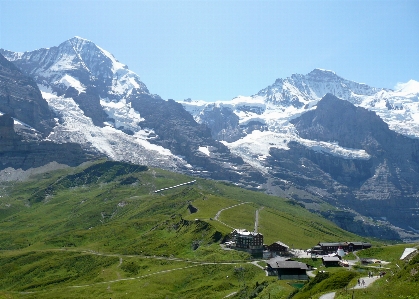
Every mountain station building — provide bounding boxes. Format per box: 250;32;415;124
229;229;263;257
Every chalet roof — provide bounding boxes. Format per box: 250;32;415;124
233;229;249;234
270;241;289;248
267;259;308;270
266;257;292;264
319;242;345;247
268;261;308;270
350;242;371;246
322;256;341;262
318;242;371;247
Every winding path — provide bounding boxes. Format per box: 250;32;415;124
319;292;336;299
319;275;380;299
23;248;263;292
351;276;380;289
214;202;250;229
254;207;264;233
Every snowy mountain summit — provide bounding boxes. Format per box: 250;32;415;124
0;37;260;184
181;68;419;166
1;37;182;169
2;36;148;99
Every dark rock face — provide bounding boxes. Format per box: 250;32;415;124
197;105;245;142
0;108;97;171
0;141;95;171
291;93;398;151
320;210;400;240
1;37;147;127
269;94;419;235
0;38;265;188
64;86;108;127
0;114;17;140
129;92;264;185
0;53;55;136
0;52;99;170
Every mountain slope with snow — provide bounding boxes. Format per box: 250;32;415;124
1;36;148;99
0;37;264;187
181;69;419;170
180;70;419;240
2;37;419;240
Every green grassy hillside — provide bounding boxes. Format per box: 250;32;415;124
0;159;406;298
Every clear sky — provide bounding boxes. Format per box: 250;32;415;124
1;0;418;101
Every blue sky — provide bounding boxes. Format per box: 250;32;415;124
1;0;418;101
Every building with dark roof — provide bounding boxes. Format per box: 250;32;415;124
266;257;309;280
267;241;289;255
314;242;371;255
322;256;341;267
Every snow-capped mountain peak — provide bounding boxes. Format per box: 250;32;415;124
1;37;149;100
394;79;419;95
0;38;166;169
180;69;419;173
257;69;385;108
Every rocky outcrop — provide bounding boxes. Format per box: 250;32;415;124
320;210;400;240
0;114;18;145
0;53;55;136
129;92;265;186
1;38;265;188
196;104;244;142
268;94;419;236
64;86;108;127
0;141;96;171
291;93;404;152
0;112;97;170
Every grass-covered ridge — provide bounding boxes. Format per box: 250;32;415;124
0;159;403;298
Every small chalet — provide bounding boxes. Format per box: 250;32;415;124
322;256;341;267
267;241;289;255
266;257;309;280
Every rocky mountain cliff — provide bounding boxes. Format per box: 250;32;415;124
0;53;93;169
282;94;419;236
181;70;419;240
1;38;419;240
0;38;264;187
0;53;55;136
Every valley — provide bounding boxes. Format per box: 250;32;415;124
1;36;419;298
0;160;417;298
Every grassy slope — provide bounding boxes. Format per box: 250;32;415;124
333;246;419;299
0;160;403;298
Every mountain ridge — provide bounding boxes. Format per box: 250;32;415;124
1;37;419;240
0;38;266;189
